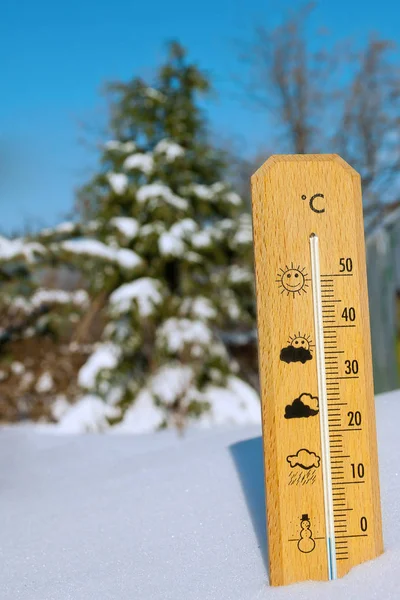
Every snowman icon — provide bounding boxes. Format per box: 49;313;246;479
297;514;316;553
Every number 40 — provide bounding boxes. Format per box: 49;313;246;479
342;307;356;322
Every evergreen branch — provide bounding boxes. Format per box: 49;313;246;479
0;305;50;347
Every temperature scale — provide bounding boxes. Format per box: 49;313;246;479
251;154;383;586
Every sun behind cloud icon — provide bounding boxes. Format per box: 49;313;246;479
276;263;309;297
280;333;313;364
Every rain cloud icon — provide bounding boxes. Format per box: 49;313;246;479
287;449;321;470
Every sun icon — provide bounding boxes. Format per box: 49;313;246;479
288;333;313;352
276;263;309;297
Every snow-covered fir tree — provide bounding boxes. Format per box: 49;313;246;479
54;43;259;432
0;228;91;420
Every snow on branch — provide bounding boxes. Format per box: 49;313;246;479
57;239;143;271
179;297;217;321
123;153;154;174
57;394;120;433
110;217;140;240
12;289;89;312
154;139;185;162
0;236;45;264
137;183;188;210
227;265;254;284
158;219;198;257
112;364;194;434
113;389;165;433
78;343;121;389
233;214;253;246
144;87;166;102
158;231;185;256
104;140;136;153
109;277;164;317
157;318;213;358
107;173;129;195
150;363;194;406
42;222;79;235
183;182;242;206
197;376;261;427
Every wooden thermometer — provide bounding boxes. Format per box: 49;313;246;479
251;155;383;586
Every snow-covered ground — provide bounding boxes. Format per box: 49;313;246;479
0;390;399;599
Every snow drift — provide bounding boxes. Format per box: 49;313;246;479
0;390;398;599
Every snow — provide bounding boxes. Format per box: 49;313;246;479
51;395;71;420
67;367;255;435
137;182;188;210
234;214;253;246
225;191;242;205
110;216;139;239
158;231;185;256
78;343;121;389
109;277;163;317
154;139;185;161
158;219;197;256
157;318;213;355
10;361;25;375
0;390;398;599
197;376;261;427
105;386;124;406
220;289;241;320
113;365;194;433
123;152;154;174
107;172;129;194
144;87;166;102
53;221;76;233
187;182;240;204
0;236;45;263
58;394;119;433
192;229;212;248
186;250;202;263
190;183;214;200
170;218;197;237
104;140;136;153
140;221;165;237
151;363;194;406
229;265;253;284
31;288;89;308
180;296;217;320
35;372;54;393
113;388;165;433
60;239;142;270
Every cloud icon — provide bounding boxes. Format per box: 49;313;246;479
287;449;321;470
284;392;319;419
280;345;312;364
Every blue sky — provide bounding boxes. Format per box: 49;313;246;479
1;0;399;234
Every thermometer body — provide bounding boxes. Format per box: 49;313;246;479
251;155;383;586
